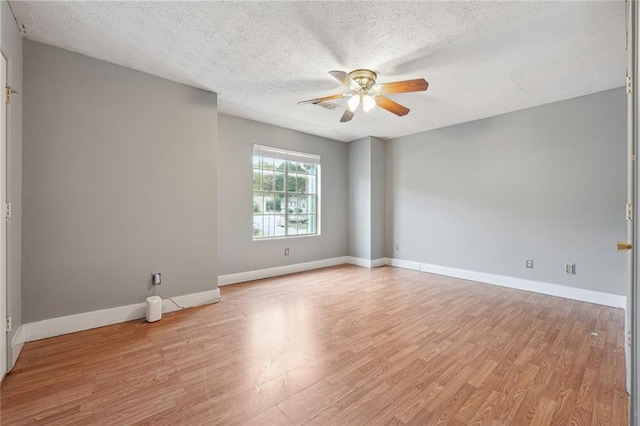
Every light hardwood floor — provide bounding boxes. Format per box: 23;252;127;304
1;265;630;425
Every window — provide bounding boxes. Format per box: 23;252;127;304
253;145;320;239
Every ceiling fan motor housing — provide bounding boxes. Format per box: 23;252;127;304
348;69;377;90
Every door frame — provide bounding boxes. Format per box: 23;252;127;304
0;52;7;380
629;0;639;423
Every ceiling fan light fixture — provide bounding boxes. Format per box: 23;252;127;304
362;94;376;113
348;94;361;112
299;69;428;123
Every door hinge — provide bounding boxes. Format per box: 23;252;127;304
626;202;632;221
627;329;632;347
5;85;17;103
6;316;11;332
5;202;12;219
627;75;633;94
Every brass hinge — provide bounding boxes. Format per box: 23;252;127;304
626;202;633;221
5;85;17;103
627;75;633;94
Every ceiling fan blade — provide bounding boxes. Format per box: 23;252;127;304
329;70;361;91
374;78;429;95
376;96;410;116
340;109;355;122
316;101;339;110
298;94;346;105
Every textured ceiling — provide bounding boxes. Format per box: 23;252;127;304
10;1;626;142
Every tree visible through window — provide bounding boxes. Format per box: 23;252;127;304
252;145;320;239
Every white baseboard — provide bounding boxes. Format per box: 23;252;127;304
385;257;420;271
346;257;386;268
10;325;25;370
218;256;348;286
218;256;392;287
385;257;625;308
23;288;221;342
370;258;386;268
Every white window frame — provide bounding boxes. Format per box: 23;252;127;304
252;144;321;240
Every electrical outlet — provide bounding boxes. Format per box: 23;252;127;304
152;272;162;285
284;248;290;256
565;263;576;275
394;243;400;251
525;259;533;269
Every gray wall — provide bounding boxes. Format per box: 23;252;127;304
217;114;347;275
348;137;371;260
23;41;218;322
348;136;386;261
370;137;386;260
2;0;23;362
386;88;627;296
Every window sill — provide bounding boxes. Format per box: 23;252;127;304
252;233;321;242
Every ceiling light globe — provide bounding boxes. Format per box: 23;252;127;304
348;95;361;112
362;95;376;113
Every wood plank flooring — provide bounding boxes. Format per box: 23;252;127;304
1;265;630;425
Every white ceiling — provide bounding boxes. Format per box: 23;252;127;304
10;1;626;142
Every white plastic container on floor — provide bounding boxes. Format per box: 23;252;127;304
146;296;162;322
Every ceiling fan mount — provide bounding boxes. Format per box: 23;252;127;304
348;69;377;90
298;69;428;122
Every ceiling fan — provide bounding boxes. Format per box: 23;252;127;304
298;69;429;123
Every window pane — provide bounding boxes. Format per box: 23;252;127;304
253;215;263;238
288;173;297;193
261;170;273;191
262;157;275;170
275;193;285;215
253;170;262;191
264;215;276;237
307;175;317;194
289;218;299;236
294;215;311;235
262;193;273;213
287;195;296;215
287;174;296;193
275;172;285;192
276;218;283;237
290;195;308;214
297;174;305;193
253;194;263;213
